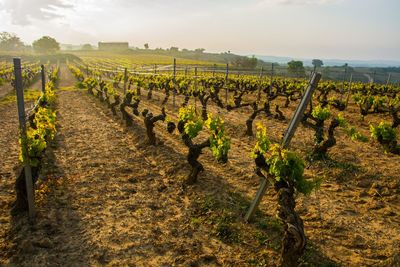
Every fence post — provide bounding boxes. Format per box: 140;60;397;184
269;63;274;96
40;65;46;93
244;72;321;222
173;58;177;109
257;66;264;102
225;63;229;104
14;58;36;221
213;64;216;77
154;64;157;74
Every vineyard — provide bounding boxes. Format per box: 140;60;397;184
0;55;399;267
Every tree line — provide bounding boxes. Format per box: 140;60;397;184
1;31;326;74
0;32;60;53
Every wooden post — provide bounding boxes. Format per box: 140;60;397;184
154;64;157;74
173;58;176;109
225;63;229;104
14;58;36;221
194;66;198;111
86;65;89;76
244;72;322;222
345;73;353;107
40;65;46;93
348;73;353;90
123;68;128;95
185;66;188;76
372;70;376;84
213;64;216;77
269;63;274;96
340;65;348;100
257;66;264;102
386;73;391;86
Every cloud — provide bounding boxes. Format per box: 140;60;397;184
258;0;342;6
1;0;74;25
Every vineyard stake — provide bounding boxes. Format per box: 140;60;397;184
173;58;176;110
257;66;264;102
348;73;353;90
213;64;216;77
194;66;198;112
14;58;36;221
372;70;376;84
386;73;391;86
123;68;128;95
154;64;157;74
225;63;229;104
40;65;46;93
244;72;322;222
269;63;274;96
345;73;353;107
340;65;348;101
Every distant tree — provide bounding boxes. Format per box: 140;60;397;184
170;46;179;52
0;32;24;51
194;48;205;53
32;36;60;53
288;60;306;77
144;43;149;49
233;56;258;69
81;44;93;50
312;59;324;71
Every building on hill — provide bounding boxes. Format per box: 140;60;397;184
98;42;129;51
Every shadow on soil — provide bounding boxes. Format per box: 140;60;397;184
88;88;340;266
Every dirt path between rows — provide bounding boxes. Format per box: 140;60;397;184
0;83;14;99
0;75;48;263
2;66;249;266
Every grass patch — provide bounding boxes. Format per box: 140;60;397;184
0;90;41;105
190;195;240;244
326;158;360;173
247;250;271;266
300;242;340;267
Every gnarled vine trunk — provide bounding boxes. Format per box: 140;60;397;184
110;95;120;115
178;121;210;184
313;119;339;156
275;181;306;267
142;108;166;145
254;154;307;267
12;165;40;214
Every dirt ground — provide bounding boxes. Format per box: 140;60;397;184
0;77;44;263
0;84;13;99
0;66;399;266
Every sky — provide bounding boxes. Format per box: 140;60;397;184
0;0;399;61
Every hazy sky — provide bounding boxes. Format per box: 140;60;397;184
0;0;399;60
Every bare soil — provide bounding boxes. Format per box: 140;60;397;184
0;66;399;266
0;77;44;264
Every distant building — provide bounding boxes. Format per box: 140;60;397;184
98;42;129;51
